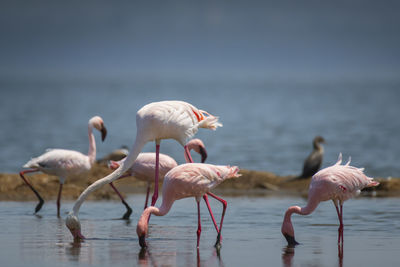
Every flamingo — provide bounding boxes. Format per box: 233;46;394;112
136;163;241;248
19;116;129;217
66;100;222;240
108;138;208;211
281;153;379;246
298;136;325;179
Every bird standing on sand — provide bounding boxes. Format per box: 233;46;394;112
136;163;241;248
19;116;130;217
66;101;222;240
281;153;379;246
298;136;325;179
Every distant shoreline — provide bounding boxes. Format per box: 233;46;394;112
1;163;399;202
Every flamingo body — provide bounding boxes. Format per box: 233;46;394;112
281;153;379;246
136;163;241;248
20;116;107;216
23;149;92;183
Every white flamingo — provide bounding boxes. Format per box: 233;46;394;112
19;116;129;217
66;101;222;240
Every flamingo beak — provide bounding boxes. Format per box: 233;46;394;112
101;126;107;142
199;146;208;163
284;234;299;246
139;235;147;248
71;229;86;242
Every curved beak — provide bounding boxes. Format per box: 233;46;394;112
139;235;147;248
101;126;107;142
284;234;299;247
199;146;208;163
71;229;86;242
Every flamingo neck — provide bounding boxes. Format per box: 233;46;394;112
88;125;96;165
137;197;174;235
72;136;147;215
184;145;194;163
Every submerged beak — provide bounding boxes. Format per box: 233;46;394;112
284;234;299;247
199;146;208;163
101;126;107;142
71;229;86;242
139;235;147;248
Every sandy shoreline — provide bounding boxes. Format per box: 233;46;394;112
1;163;399;201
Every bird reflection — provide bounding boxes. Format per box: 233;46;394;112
66;241;82;262
282;245;295;267
137;246;224;267
338;241;344;267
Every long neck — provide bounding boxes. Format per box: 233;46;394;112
313;141;323;152
72;135;147;214
184;145;194;163
284;197;320;222
137;197;175;234
87;125;96;164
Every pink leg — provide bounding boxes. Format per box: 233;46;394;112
151;143;160;206
19;169;44;213
109;180;132;220
57;183;63;217
203;194;219;233
197;200;202;248
144;181;151;210
334;203;344;243
207;192;227;246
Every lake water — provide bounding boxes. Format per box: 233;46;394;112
1;79;399;178
1;194;399;267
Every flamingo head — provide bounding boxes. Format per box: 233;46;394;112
108;159;122;170
281;212;299;247
136;214;149;248
186;138;208;163
89;116;107;142
66;212;85;241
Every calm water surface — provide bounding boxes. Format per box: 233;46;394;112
1;195;399;267
1;80;400;177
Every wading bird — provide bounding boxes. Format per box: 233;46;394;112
298;136;325;179
281;153;379;246
108;138;208;210
66;101;222;240
18;116;130;217
136;163;241;248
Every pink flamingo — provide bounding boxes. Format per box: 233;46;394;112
281;153;380;246
108;138;208;210
66;101;222;240
19;116;128;217
136;163;241;248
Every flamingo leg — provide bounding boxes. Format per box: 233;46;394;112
109;180;132;220
56;183;63;217
144;181;151;210
202;194;219;233
197;200;202;248
333;201;344;243
19;169;44;213
207;192;227;247
151;142;161;206
338;204;344;243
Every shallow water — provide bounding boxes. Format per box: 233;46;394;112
1;194;399;267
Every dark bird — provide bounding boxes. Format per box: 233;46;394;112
298;136;325;179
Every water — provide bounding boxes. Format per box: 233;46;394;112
1;195;399;267
1;79;400;177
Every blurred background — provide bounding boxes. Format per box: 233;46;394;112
1;0;399;177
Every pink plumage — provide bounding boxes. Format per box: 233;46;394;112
136;163;241;248
281;153;379;246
